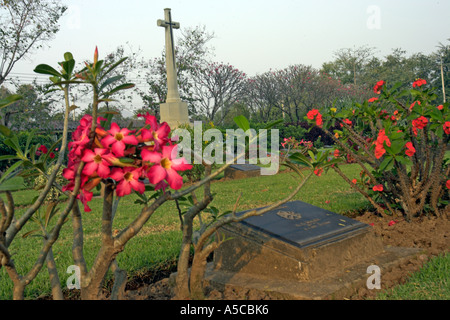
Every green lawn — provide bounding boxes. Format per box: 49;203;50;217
0;163;447;300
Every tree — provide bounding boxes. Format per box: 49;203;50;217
0;83;53;129
190;62;247;124
321;45;377;86
0;0;67;85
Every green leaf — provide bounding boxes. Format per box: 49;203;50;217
34;64;62;77
61;59;76;79
0;176;25;191
288;152;313;168
99;75;124;92
0;94;22;109
0;124;11;137
103;83;135;97
64;52;74;61
233;115;250;132
264;119;283;129
99;57;128;81
379;156;394;172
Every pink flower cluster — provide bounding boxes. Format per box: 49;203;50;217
62;113;192;212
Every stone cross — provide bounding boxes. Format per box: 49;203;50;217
156;8;190;128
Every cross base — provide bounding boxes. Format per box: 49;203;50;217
159;101;190;129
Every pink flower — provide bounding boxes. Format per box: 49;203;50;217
141;144;192;190
137;112;170;151
38;145;48;154
77;189;93;213
110;167;145;197
101;122;138;157
81;148;113;179
388;220;397;226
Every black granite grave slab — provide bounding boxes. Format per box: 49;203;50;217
238;201;368;249
213;200;386;282
229;164;261;171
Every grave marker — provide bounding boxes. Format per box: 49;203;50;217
224;163;261;180
206;201;420;299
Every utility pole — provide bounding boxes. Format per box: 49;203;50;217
440;56;446;103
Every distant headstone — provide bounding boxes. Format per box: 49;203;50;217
224;164;261;180
206;201;420;299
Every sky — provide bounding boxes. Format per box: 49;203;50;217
8;0;450;109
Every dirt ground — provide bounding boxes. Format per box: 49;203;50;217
124;212;449;300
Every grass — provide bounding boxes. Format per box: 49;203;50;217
0;163;447;300
376;253;449;300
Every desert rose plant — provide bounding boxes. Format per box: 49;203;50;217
307;79;449;220
1;48;332;300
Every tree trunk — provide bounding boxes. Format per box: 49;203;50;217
174;216;194;299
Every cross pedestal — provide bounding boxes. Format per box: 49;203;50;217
157;8;190;129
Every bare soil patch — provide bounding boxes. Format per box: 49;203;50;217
124;212;449;300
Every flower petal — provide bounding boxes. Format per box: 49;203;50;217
147;164;166;185
166;168;183;190
170;158;193;171
141;149;162;163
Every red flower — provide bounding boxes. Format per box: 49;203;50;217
101;122;139;157
409;100;421;111
412;78;426;88
374;129;391;159
307;109;323;127
437;105;443;110
333;149;340;157
352;179;357;184
412;116;428;136
372;184;383;192
444;121;450;135
388;220;397;226
405;142;416;157
49;152;55;159
446;180;450;189
368;97;378;103
373;80;385;94
307;109;319;120
341;118;352;127
314;167;323;177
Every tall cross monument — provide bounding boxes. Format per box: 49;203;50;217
157;8;190;128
